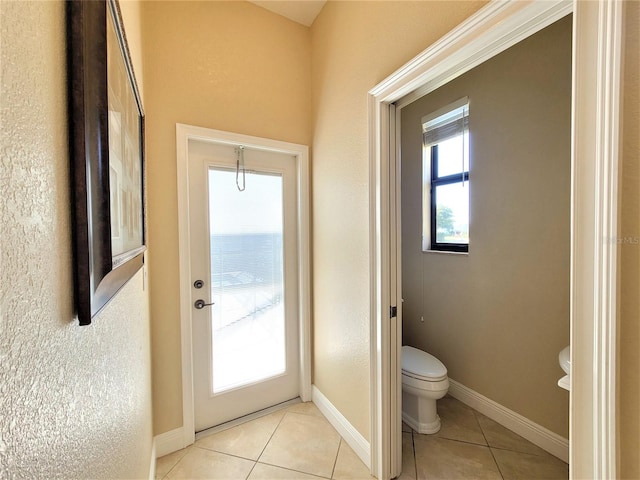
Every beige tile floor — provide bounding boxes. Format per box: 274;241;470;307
156;397;568;480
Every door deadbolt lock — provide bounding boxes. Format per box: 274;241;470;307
194;299;215;309
193;279;204;289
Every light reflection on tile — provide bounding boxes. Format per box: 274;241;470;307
259;412;340;478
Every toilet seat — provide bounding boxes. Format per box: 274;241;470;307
402;371;448;383
402;346;447;382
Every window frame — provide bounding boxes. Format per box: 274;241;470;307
421;98;470;254
428;144;469;253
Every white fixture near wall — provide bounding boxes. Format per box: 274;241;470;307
558;346;570;391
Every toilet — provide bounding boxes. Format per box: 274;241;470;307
401;345;449;434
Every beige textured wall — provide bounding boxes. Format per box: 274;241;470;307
141;1;311;434
0;1;153;478
310;0;486;441
401;16;572;438
619;1;639;477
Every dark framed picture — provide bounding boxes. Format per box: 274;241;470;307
68;0;145;325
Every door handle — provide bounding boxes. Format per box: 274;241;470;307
194;299;215;309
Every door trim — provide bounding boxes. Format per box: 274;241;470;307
175;123;311;446
368;0;623;479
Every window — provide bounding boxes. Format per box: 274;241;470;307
422;98;469;253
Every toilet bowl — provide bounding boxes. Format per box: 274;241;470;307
401;345;449;434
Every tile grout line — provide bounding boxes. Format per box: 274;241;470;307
434;434;493;449
239;404;342;479
487;447;506;480
164;404;345;480
189;408;290;479
488;444;558;458
160;448;190;480
473;409;505;480
244;460;258;480
410;399;567;479
412;429;418;479
470;407;562;460
194;397;300;441
255;409;289;463
260;404;340;479
330;438;342;479
256;460;332;479
192;444;261;463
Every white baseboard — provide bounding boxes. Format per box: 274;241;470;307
155;426;187;458
312;385;371;469
448;379;569;462
149;439;157;480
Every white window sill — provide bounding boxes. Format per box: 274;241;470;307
422;249;469;256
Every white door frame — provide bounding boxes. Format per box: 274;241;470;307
176;123;312;446
368;1;624;479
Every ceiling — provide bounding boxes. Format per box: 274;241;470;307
248;1;327;27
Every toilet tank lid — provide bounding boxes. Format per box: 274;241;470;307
402;346;447;379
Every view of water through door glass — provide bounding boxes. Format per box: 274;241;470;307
208;168;285;394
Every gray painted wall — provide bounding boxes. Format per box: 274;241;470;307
401;15;572;437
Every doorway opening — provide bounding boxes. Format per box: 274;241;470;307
397;12;572;476
368;1;624;479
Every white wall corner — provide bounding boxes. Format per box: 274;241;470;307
312;385;371;469
155;427;187;458
448;379;569;463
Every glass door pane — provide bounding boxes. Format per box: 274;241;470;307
208;168;286;394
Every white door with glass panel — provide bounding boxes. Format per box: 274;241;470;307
188;139;299;431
